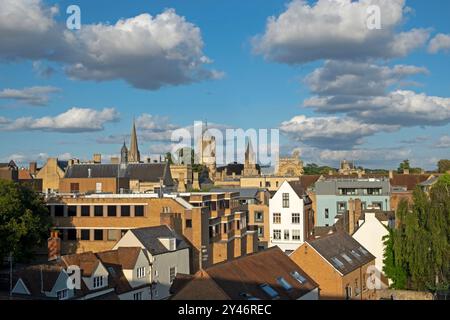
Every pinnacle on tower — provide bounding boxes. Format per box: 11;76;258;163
129;118;141;163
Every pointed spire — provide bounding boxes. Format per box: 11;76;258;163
245;138;255;165
129;118;140;163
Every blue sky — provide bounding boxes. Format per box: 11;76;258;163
0;0;449;170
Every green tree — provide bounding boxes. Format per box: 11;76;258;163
383;185;449;291
0;180;51;263
165;152;173;165
397;159;423;174
437;159;450;173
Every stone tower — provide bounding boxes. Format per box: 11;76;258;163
243;139;259;176
120;141;128;165
129;119;141;163
198;122;216;178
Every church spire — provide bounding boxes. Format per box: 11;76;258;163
129;118;140;163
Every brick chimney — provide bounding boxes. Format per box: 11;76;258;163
29;162;37;175
48;230;61;261
348;199;355;235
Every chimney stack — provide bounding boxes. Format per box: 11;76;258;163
48;230;61;261
29;162;37;175
403;168;410;175
389;170;394;179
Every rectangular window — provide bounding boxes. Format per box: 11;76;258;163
68;206;77;217
70;183;79;193
57;289;68;300
273;213;281;224
185;219;192;228
95;182;102;193
284;229;289;240
255;211;264;223
337;202;347;213
94;229;103;241
346;286;352;300
67;229;77;241
107;230;118;241
325;208;329;219
169;267;176;283
292;229;301;241
133;292;142;300
93;276;104;289
81;205;90;217
282;193;289;208
340;188;357;195
137;267;146;279
80;229;90;240
257;226;264;237
54;205;64;217
120;206;130;217
107;206;117;217
367;188;382;195
94;205;103;217
135;205;144;217
372;202;383;210
292;213;300;224
273;229;281;240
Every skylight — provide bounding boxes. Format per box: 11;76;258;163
240;293;261;300
290;271;307;284
350;250;361;259
260;284;279;299
358;247;369;256
107;267;116;277
341;253;353;264
331;257;345;269
277;277;293;291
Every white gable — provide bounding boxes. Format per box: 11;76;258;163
12;278;30;295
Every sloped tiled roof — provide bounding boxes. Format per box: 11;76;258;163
61;251;100;277
192;247;318;300
390;174;431;191
14;264;65;297
130;225;190;256
96;247;141;270
306;232;375;275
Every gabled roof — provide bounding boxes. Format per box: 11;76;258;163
95;247;142;270
130;225;189;255
287;181;312;205
298;175;321;189
305;232;375;276
178;247;318;300
390;174;431;191
0;160;17;169
61;251;101;277
14;264;65;297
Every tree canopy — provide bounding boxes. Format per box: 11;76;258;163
0;179;51;263
383;182;449;291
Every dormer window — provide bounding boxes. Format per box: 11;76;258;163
137;267;146;279
93;276;105;289
158;237;176;251
57;289;68;300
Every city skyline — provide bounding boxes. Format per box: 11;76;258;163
0;0;449;170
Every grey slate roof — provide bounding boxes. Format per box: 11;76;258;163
64;163;174;186
130;225;190;255
210;187;262;199
306;232;375;275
